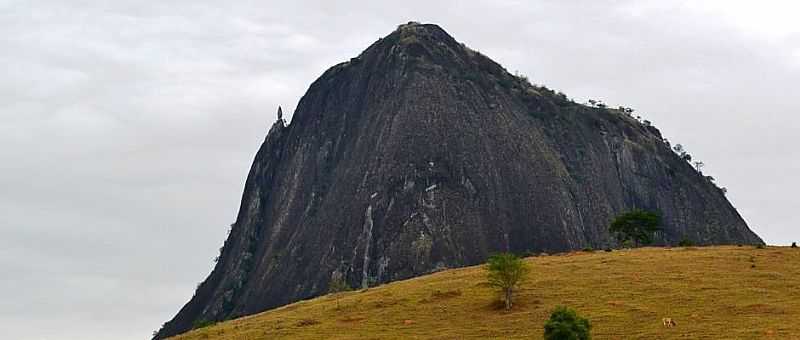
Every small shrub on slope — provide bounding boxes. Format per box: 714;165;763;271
544;306;591;340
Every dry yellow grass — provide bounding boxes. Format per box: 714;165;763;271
171;246;800;339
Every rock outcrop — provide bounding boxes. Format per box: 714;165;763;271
155;22;762;339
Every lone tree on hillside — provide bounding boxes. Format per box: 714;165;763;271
609;209;662;248
486;253;529;310
544;306;592;340
328;274;352;310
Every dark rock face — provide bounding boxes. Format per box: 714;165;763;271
155;22;762;339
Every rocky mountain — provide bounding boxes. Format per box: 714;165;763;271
154;22;762;339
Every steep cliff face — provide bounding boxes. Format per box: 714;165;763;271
155;22;762;339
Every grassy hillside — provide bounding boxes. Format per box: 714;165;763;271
170;246;800;339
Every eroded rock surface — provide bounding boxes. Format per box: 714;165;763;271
155;22;762;339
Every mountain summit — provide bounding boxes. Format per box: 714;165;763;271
154;22;762;339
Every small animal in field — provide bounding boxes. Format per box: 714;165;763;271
662;317;677;327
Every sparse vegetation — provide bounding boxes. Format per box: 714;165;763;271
399;34;419;46
328;275;353;309
609;209;662;247
191;319;215;330
668;144;730;194
693;161;705;173
513;70;529;84
587;99;607;109
171;247;800;340
555;91;570;102
678;238;694;247
544;306;592;340
497;76;514;89
617;106;635;116
486;253;529;310
673;144;692;162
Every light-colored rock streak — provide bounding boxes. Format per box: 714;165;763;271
360;205;374;289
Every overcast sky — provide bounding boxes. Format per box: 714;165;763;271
1;1;798;339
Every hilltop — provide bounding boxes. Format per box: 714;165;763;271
170;246;798;339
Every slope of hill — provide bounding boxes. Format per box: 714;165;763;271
170;246;799;339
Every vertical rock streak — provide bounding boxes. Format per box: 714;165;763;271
360;205;374;289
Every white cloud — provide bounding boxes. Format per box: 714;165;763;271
684;0;800;38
